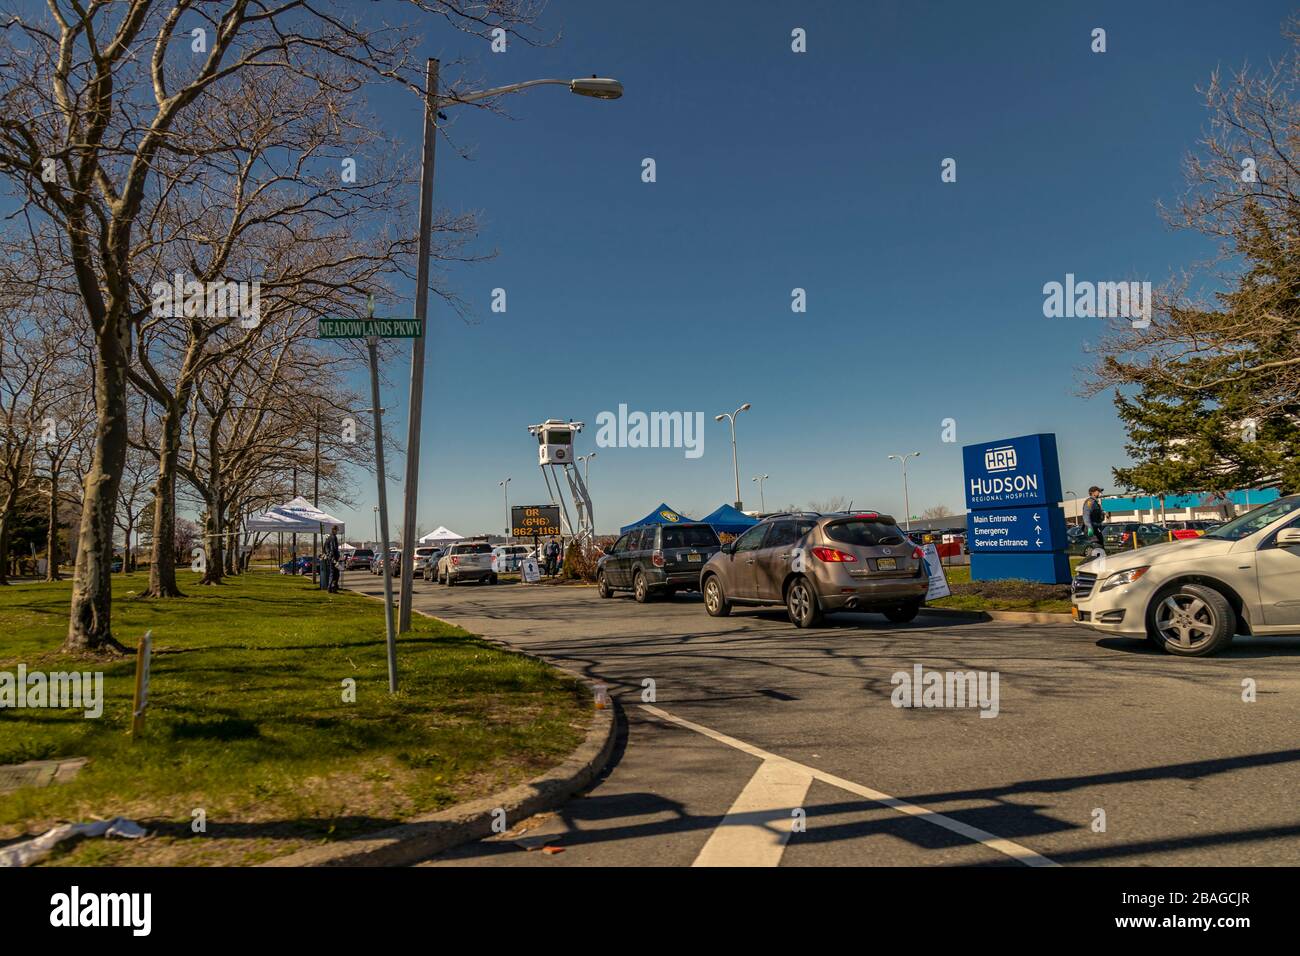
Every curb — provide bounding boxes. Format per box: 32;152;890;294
262;604;617;868
921;607;1072;625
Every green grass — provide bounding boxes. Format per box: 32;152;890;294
928;560;1082;614
0;571;589;865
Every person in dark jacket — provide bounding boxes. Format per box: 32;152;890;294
1082;487;1106;553
323;526;341;592
544;537;561;576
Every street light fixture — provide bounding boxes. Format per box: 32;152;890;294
887;452;921;531
715;403;752;510
577;452;597;488
751;474;769;513
397;62;624;633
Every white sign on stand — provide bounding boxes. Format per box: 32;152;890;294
921;543;952;601
521;557;541;584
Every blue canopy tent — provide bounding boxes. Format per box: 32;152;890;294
619;503;695;535
698;504;758;536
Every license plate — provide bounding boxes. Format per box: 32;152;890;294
876;557;897;570
687;553;702;562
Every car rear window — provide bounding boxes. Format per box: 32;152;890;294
824;519;907;547
353;549;374;558
456;543;493;554
662;525;720;549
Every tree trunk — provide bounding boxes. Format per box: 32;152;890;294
200;496;224;585
144;402;185;597
65;330;130;654
46;463;60;581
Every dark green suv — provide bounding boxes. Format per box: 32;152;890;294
597;523;722;602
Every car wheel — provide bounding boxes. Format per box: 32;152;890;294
597;571;613;599
1147;583;1235;657
883;600;921;624
633;571;650;604
447;573;456;587
786;576;823;628
488;574;498;585
703;575;731;617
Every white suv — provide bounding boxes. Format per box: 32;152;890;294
1071;494;1300;656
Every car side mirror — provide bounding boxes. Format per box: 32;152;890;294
1276;528;1300;548
721;542;735;555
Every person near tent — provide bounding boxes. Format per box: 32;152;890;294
544;537;561;576
323;525;341;592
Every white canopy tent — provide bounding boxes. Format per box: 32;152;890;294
417;526;463;546
245;496;346;534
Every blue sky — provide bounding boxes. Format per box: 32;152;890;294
334;0;1293;537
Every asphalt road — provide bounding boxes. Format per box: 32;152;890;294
347;571;1300;867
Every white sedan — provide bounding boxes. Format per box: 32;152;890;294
1071;494;1300;656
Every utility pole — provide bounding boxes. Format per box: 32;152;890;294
888;452;920;531
398;58;439;634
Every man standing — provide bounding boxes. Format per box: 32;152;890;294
544;537;560;576
1082;487;1106;554
323;525;341;593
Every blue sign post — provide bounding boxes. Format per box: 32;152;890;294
963;434;1070;584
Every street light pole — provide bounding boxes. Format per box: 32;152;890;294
500;478;511;540
715;403;752;510
578;452;596;488
397;58;439;634
887;452;921;531
396;63;623;633
751;474;768;513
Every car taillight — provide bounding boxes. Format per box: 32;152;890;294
811;546;856;563
652;549;665;567
912;547;924;560
451;556;460;566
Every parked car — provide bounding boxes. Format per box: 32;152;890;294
1102;522;1168;549
492;544;532;573
280;555;316;575
597;522;723;601
371;550;400;575
436;541;497;586
1071;494;1300;656
1162;519;1219;540
417;548;444;580
344;548;374;571
699;511;929;627
412;546;439;579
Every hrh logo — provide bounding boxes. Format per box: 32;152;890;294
984;446;1017;473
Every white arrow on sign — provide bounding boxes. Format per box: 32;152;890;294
1033;513;1041;521
1035;524;1042;533
1036;538;1043;547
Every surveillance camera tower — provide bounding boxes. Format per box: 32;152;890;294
527;419;594;542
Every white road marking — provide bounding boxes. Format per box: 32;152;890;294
642;704;1057;867
692;757;813;867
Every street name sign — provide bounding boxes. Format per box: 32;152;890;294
318;318;423;339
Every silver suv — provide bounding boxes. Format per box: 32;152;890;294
700;511;929;627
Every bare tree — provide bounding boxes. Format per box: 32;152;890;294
0;0;543;652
